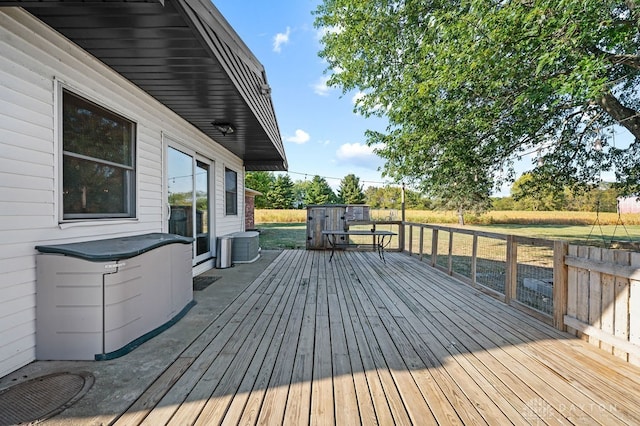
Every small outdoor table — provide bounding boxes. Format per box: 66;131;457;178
322;229;397;263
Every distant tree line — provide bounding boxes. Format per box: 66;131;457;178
246;171;624;212
493;174;622;212
245;172;365;208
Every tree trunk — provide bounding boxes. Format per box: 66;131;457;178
457;208;465;226
597;92;640;140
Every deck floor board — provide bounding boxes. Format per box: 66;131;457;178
113;250;640;425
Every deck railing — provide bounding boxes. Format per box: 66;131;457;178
399;221;640;366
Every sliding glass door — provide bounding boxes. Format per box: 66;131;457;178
167;144;213;264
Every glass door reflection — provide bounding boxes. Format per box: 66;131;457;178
167;147;193;239
167;146;213;264
195;160;210;261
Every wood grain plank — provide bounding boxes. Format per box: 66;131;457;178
341;255;412;425
194;252;308;425
282;284;316;424
614;250;631;361
348;253;474;425
170;292;281;424
387;252;636;424
347;253;440;425
311;314;334;425
378;255;565;425
396;250;640;424
630;252;640;367
588;247;602;348
336;255;394;425
332;254;378;425
328;284;359;426
576;246;590;341
113;357;193;426
368;259;540;425
309;250;335;425
600;249;616;355
566;245;579;336
251;253;316;425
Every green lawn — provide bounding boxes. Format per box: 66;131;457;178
255;223;306;250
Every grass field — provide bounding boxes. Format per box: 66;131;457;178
256;208;640;226
255;209;640;250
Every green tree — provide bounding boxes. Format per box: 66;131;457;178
245;171;275;208
315;0;640;202
364;185;432;209
364;186;384;208
304;175;338;205
365;186;401;208
511;173;565;211
491;197;515;211
292;180;312;209
432;177;493;224
405;189;432;210
564;182;620;212
267;174;295;209
338;174;366;204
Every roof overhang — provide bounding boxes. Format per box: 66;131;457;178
2;0;287;171
244;188;263;197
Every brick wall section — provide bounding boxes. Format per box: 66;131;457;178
245;194;255;230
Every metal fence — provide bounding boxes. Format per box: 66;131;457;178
403;223;555;319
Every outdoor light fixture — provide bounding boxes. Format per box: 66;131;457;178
212;121;235;136
259;83;271;95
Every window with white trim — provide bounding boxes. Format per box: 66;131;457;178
61;90;136;220
225;168;237;215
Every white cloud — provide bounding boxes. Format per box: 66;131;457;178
273;27;291;53
313;76;331;96
351;91;385;114
335;143;384;169
352;91;366;105
285;129;310;144
315;25;343;40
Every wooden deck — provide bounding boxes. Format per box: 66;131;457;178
113;250;640;425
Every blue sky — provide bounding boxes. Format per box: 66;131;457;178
214;1;633;197
214;0;391;191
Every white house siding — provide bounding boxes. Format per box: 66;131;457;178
618;197;640;214
0;9;245;377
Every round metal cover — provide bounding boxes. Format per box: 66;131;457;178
0;371;94;425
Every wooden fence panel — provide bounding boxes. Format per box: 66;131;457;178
566;245;579;336
563;246;639;362
600;249;616;354
630;252;640;366
614;250;631;361
588;247;602;348
576;246;590;341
